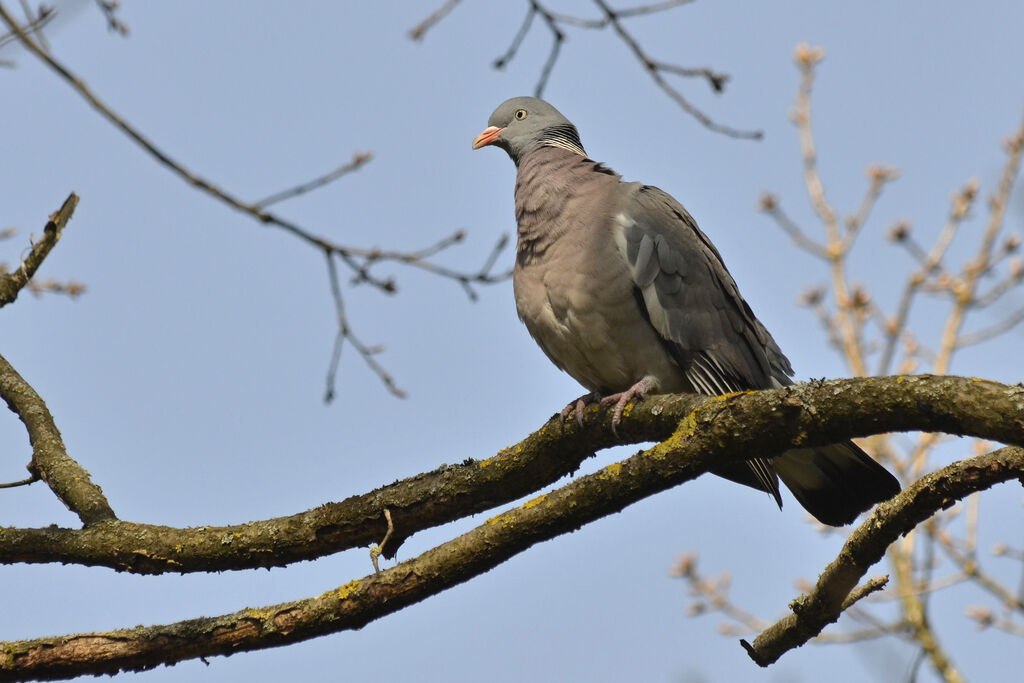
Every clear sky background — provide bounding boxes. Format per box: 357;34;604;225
2;2;1023;681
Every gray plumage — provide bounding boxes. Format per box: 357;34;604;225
473;96;900;526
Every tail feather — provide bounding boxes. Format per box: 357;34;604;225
774;442;901;526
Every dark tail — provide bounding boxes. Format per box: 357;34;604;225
774;442;901;526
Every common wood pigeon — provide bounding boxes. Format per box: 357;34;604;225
473;96;900;526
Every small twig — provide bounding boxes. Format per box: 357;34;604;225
954;306;1024;348
94;0;129;35
966;607;1024;638
843;165;899;252
592;0;760;139
0;192;78;308
0;472;38;489
0;1;50;50
493;4;536;69
531;2;564;96
324;252;406;401
1;6;506;397
649;59;729;92
25;277;87;298
253;152;373;208
408;0;462;40
759;193;828;258
369;508;395;573
970;263;1023;308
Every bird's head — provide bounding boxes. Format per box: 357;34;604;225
472;96;585;165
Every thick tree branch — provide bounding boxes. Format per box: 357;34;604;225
2;380;1022;679
0;352;115;526
1;375;1022;575
741;446;1024;667
0;193;77;308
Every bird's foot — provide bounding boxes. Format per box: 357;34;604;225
599;377;655;433
561;392;600;427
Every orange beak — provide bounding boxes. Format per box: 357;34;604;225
472;126;503;150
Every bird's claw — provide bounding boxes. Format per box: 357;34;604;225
561;392;599;427
599;378;654;435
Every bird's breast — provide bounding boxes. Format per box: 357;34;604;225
513;219;686;394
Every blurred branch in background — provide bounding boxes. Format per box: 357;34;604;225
411;0;761;139
677;42;1024;683
0;2;510;400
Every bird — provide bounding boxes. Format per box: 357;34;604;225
472;96;900;526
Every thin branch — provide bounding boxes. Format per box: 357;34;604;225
0;193;78;308
0;1;49;50
408;0;462;41
954;306;1024;348
324;251;406;400
484;0;756;136
933;116;1024;376
531;2;563;96
592;0;761;139
492;4;536;70
253;152;373;208
971;263;1023;308
877;189;968;375
929;519;1024;613
0;473;38;489
93;0;128;36
842;165;899;252
0;5;506;396
758;193;828;258
790;43;865;376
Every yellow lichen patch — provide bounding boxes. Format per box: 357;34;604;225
676;408;700;438
600;462;623;479
336;580;361;601
896;376;904;383
478;456;498;469
522;494;548;509
244;608;273;621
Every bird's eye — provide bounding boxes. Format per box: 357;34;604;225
514;109;528;121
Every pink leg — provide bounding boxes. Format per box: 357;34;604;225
561;391;600;427
599;377;655;430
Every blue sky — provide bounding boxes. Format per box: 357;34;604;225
2;2;1023;681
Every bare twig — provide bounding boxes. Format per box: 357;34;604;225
0;193;78;308
463;0;757;136
0;4;507;397
592;0;761;138
408;0;462;40
955;306;1024;348
843;165;899;252
324;251;406;400
790;44;866;376
94;0;129;35
0;1;49;50
758;193;828;258
0;473;38;489
253;152;373;208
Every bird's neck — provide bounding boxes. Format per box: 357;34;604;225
513;147;619;250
